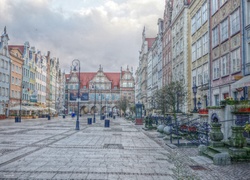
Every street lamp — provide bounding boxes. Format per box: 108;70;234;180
99;90;103;120
192;83;198;113
92;83;96;123
72;59;80;130
18;84;24;123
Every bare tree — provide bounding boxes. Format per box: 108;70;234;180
154;81;186;120
117;97;129;116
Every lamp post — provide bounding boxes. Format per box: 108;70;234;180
92;83;96;123
72;59;80;130
18;85;24;123
99;91;102;120
192;83;198;113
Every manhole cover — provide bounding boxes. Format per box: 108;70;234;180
189;165;207;170
113;134;122;136
111;128;122;132
103;144;124;149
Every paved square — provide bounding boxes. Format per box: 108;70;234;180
0;116;249;180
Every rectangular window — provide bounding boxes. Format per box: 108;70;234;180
2;88;5;96
212;26;219;48
1;60;4;68
221;54;229;76
192;43;196;62
197;38;202;59
248;43;250;63
220;18;228;42
172;46;175;58
214;94;219;106
212;0;219;15
192;70;196;85
196;9;202;29
231;48;241;73
197;66;203;85
230;9;240;35
203;32;209;55
191;16;196;34
180;38;183;52
203;63;209;84
176;42;179;55
5;61;8;70
213;59;220;79
202;2;208;24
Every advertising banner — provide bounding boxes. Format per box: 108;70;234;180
70;92;89;101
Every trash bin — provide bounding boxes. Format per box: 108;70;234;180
88;118;92;125
63;115;65;119
104;119;110;127
15;116;18;123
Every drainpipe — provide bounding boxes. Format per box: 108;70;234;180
208;0;212;106
241;0;245;76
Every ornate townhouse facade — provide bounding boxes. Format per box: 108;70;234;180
210;0;244;105
65;65;135;115
136;27;155;113
190;0;209;108
9;46;24;113
162;0;173;87
0;27;11;117
171;0;191;112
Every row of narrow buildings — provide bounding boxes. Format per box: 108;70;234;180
0;27;136;118
0;27;64;117
136;0;250;113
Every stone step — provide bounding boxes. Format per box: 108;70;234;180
202;149;218;159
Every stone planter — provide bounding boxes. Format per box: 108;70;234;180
229;126;246;148
209;123;224;147
209;123;224;141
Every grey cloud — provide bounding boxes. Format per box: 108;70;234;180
0;0;164;73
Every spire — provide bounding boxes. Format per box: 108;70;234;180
4;26;6;34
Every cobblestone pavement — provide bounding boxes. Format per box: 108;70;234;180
0;116;249;180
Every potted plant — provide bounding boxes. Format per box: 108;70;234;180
199;109;208;114
244;123;250;138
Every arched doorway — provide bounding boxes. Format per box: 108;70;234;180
80;106;88;114
91;106;98;115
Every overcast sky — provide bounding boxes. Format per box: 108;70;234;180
0;0;164;74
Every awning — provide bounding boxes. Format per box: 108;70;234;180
231;75;250;90
46;107;57;112
9;105;30;111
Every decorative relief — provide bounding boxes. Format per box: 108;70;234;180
231;0;240;12
212;12;220;28
197;59;202;66
231;33;240;49
220;41;229;55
